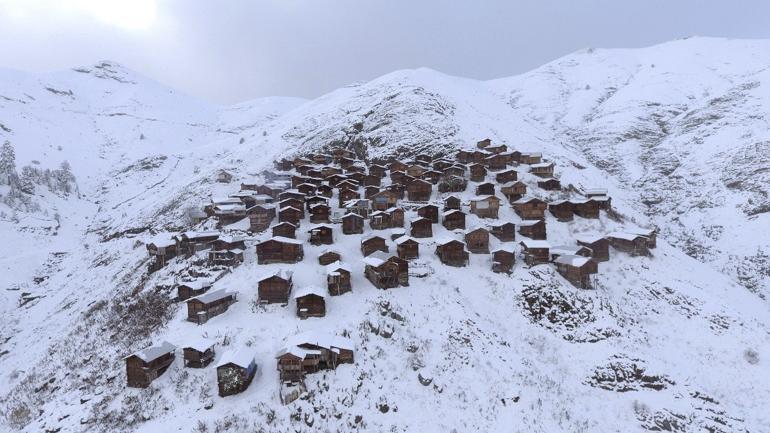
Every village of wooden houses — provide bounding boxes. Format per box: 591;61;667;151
131;138;657;403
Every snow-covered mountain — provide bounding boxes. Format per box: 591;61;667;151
1;38;769;433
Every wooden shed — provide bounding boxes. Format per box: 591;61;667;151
386;207;405;228
390;170;407;185
326;261;352;295
182;340;215;368
520;152;542;165
256;237;304;264
389;160;408;173
216;349;257;397
437;175;468;193
407;179;432;201
537;178;561;191
417;204;439;223
475;182;495;196
316;184;333;198
490;222;516;242
549;245;592;262
606;232;650;256
576;235;610;262
307;224;333;245
395;236;420;260
177;279;212;301
627;228;657;249
248;204;276;232
258;270;294;304
369;164;388;178
406;164;427;178
571;199;600;219
272;221;297;239
125;342;176;388
309;203;331;223
187;289;237;324
296;183;317;196
207;249;244;267
468;163;487;182
341;212;364;235
364;185;380;199
146;237;178;271
554;255;598;289
513;196;547;219
548;200;574;222
370;210;393;230
422;169;443;184
435;239;469;267
344;198;371;218
500;181;527;203
294;287;327;319
318;249;341;265
484;153;508;170
520;240;551;266
361;235;388;257
529;162;555;178
278;206;303;225
469;195;501;219
518;219;547;240
443;195;461;211
338;189;360;208
363;255;400;289
464;226;490;253
442;209;466;230
305;195;328;211
410;217;433;238
371;190;398;211
492;247;515;274
495;169;518;184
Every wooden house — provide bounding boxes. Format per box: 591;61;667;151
274;158;293;171
477;138;492;149
216;169;233;183
279;197;304;214
320;166;342;178
443;165;466;178
606;232;650;256
344;198;370;218
363;255;401;289
435;239;469;267
406;164;427;178
422;169;443;184
212;203;247;226
361;174;380;188
415;152;433;164
361;235;388;257
520;240;551;266
187;290;237;324
279;189;306;203
457;149;474;163
296;183;317;196
332;148;356;161
506;150;522;165
386;207;405;227
326;261;352;295
305;195;328;211
308;225;334;245
291;175;310;188
389;161;408;173
275;348;312;384
417;204;439;223
469;195;501;219
437;175;467;193
369;210;393;230
395;236;420;260
371;190;398;211
337;178;360;191
341;212;365;235
548;200;574;222
570;199;600;219
256;237;304;264
318;249;341;265
364;185;379;199
469;163;487;182
475;182;495;196
182;340;215;368
213;235;246;252
293;156;313;168
338;188;360;207
520;152;542;165
410;217;433;238
325;173;348;187
529;162;555;178
576;235;610;262
486;144;507;155
500;181;527;203
489;222;516;242
248;204;276;232
492;247;515;274
311;153;333;165
125;342;176;388
554;255;598;289
484;153;508;170
339;157;358;169
537;178;561;191
390;170;407;185
442;209;466;230
207;249;244;267
175;231;220;257
407;179;432;201
316;184;333;198
432;158;453;171
309;203;331;223
177;279;213;301
272;221;297;239
496;169;518;184
278;206;303;225
294;287;326;319
513;197;547;219
627;228;657;249
389;228;407;241
518;219;547;240
387;183;406;199
549;245;592;262
389;255;409;286
258;270;294;303
369;164;388;178
347;172;366;185
464;226;490;253
216;349;257;397
443;195;461;211
146;237;178;271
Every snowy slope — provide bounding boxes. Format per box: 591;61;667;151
1;38;769;433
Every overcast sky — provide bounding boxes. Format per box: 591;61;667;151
1;0;769;104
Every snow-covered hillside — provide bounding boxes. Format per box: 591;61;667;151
1;38;769;433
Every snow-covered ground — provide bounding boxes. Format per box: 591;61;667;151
1;38;769;433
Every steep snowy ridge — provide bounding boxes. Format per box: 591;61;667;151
1;38;769;433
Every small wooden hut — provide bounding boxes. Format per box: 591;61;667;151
468;163;487;182
318;249;341;265
537;178;561;191
606;232;650;256
308;224;334;245
361;235;388;257
186;290;237;324
548;200;574;222
571;199;600;219
554;255;598;289
326;261;352;295
216;349;257;397
258;270;294;304
294;287;327;319
576;235;610;262
410;217;433;238
407;179;432;201
529;162;555;178
272;221;297;239
495;169;518;184
492;246;516;274
256;237;304;264
182;340;215;368
435;239;469;267
442;209;466;231
513;197;547;219
469;195;501;219
125;342;176;388
464;226;490;253
177;279;212;301
341;212;365;235
520;240;551;266
489;222;516;242
443;195;461;211
518;219;547;240
395;236;420;260
417;204;439;223
363;255;400;289
500;181;527;203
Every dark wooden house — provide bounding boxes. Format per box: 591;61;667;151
308;224;334;245
364;185;380;199
177;279;213;301
316;184;333;198
627;228;657;249
520;240;551;266
361;235;388;257
464;227;490;253
529;162;555;178
389;160;408;173
548;200;574;222
344;198;370;218
437;175;467;193
278;206;303;225
484;153;508;170
248;204;277;232
520;152;542;165
469;195;501;219
386;207;405;228
410;217;433;238
418;204;439;223
513;197;547;219
554;255;598;289
518;219;547;240
570;198;600;219
475;182;495;196
338;189;360;208
537;178;561;191
369;164;388;178
422;170;443;184
442;209;466;230
576;235;610;262
309;203;331;223
492;247;515;274
207;249;244;267
496;169;518;184
443;195;461;211
435;239;469;267
186;290;237;324
258;270;294;304
146;237;178;271
549;245;592;262
256;237;304;264
341;212;365;235
125;342;176;388
500;181;527;203
395;236;420;260
369;210;393;230
182;340;215;368
216;349;257;397
371;190;398;211
294;287;327;319
469;163;487;182
296;183;317;196
490;222;516;242
363;255;400;289
606;232;650;256
318;249;341;265
390;170;407;185
407;179;432;201
326;261;352;295
305;195;328;211
406;164;427;178
272;221;297;239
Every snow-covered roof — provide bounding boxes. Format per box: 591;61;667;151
518;219;543;227
211;196;241;205
550;245;584;256
627;227;655;237
549;199;569;205
395;235;419;245
411;216;430;224
178;279;213;290
361;235;384;243
213;203;246;212
325;261;351;274
286;332;354;351
181;230;220;240
363;256;386;267
512;196;542;205
216;348;256;369
554;255;592;267
530;162;554;169
279;205;302;212
442;209;463;217
435;237;462;246
470;195;498;202
147;235;176;248
259;269;293;282
464;224;487;234
342;212;363;219
266;236;303;245
320;248;340;255
575;234;605;244
293;286;327;299
217;234;243;244
275;346;322;359
520;240;551;249
126;341;176;362
584;188;608;195
493;244;516;253
189;289;235;304
607;232;645;241
181;338;215;353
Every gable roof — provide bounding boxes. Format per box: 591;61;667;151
520;239;551;249
216;348;256;369
554;254;592;267
188;289;236;304
125;341;176;362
